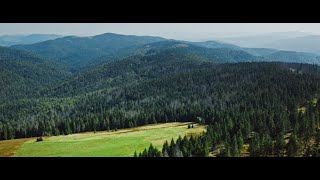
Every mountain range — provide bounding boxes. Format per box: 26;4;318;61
0;32;318;100
217;32;320;55
10;32;320;72
1;31;320;155
0;34;63;46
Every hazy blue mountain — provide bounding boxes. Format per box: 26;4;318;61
0;34;62;46
155;41;320;65
260;35;320;54
12;33;166;71
191;40;279;56
11;32;320;73
190;40;242;49
12;33;268;71
240;48;279;56
215;31;320;56
217;31;314;48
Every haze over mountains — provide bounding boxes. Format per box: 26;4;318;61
0;34;63;46
10;32;320;71
216;31;320;54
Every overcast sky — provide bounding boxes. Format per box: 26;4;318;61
0;23;319;41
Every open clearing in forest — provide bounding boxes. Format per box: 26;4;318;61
4;122;206;157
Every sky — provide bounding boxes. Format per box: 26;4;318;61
0;23;320;41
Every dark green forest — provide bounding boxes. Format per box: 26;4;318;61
1;33;320;157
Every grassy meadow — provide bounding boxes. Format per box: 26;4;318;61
5;122;206;157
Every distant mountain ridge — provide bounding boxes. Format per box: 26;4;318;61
12;33;166;71
11;32;320;73
0;34;62;46
260;35;320;54
216;32;320;55
216;31;313;47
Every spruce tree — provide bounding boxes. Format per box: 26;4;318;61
275;133;285;156
134;151;138;157
162;149;169;157
287;134;299;157
231;135;239;157
219;142;231;157
169;138;175;157
173;144;183;157
162;140;169;155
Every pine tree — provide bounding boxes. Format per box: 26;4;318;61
237;131;244;153
316;131;320;146
275;132;285;156
219;142;231;157
142;148;148;157
154;147;161;157
148;144;154;157
169;138;175;157
164;115;168;123
162;149;169;157
249;135;260;157
162;140;169;155
173;144;183;157
203;142;210;157
152;116;157;124
287;134;299;157
134;151;138;157
176;135;182;149
231;135;239;157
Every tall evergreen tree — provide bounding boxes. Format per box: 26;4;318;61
287;134;299;157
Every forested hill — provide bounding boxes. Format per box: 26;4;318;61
41;40;320;99
0;46;70;104
12;33;166;71
1;61;320;141
38;41;261;98
11;33;320;73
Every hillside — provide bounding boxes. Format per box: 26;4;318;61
0;46;70;104
261;51;319;64
39;41;263;98
41;40;320;99
12;33;166;71
1;60;320;141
